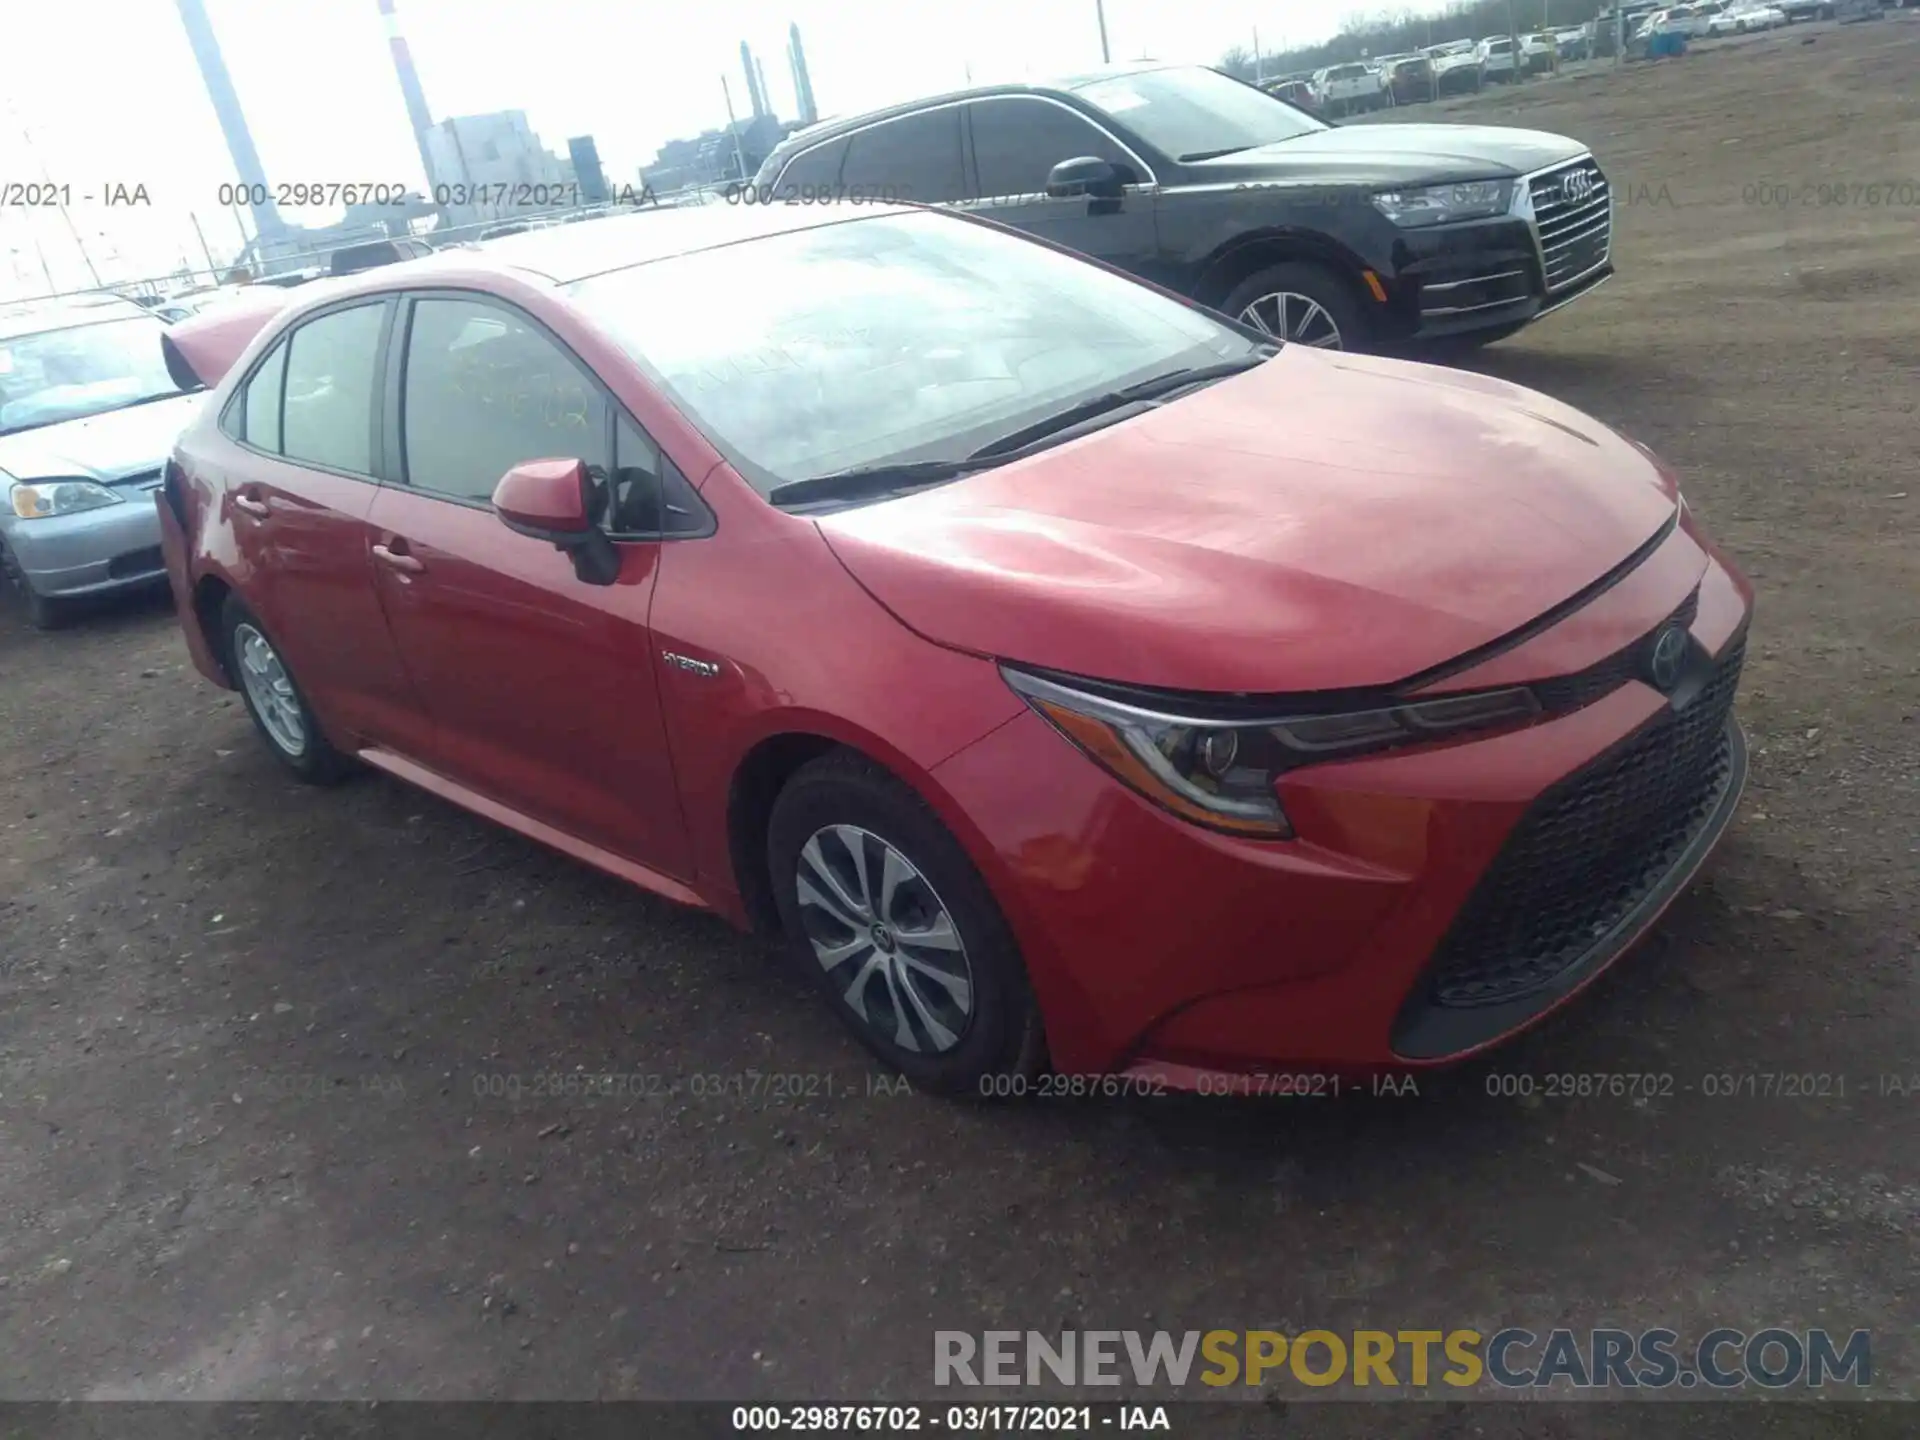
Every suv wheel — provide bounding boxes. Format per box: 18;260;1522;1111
220;595;349;783
0;539;68;630
767;752;1046;1097
1225;262;1368;351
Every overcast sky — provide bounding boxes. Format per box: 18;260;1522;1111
2;0;1421;297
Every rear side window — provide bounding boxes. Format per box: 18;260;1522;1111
840;109;966;204
771;139;849;197
399;296;609;504
238;339;287;451
281;303;385;474
968;99;1132;199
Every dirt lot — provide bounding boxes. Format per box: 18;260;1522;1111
2;18;1916;1423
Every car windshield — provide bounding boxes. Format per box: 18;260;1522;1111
0;314;188;435
569;210;1258;497
1072;65;1325;163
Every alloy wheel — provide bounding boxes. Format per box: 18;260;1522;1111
794;824;975;1054
234;622;308;757
1238;291;1345;348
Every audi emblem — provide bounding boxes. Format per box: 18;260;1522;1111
1560;171;1597;205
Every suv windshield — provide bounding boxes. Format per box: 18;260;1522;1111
1073;65;1326;163
0;313;188;435
569;210;1258;497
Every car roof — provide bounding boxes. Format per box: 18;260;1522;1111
308;201;921;297
761;63;1197;161
0;292;152;342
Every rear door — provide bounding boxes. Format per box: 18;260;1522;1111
957;97;1164;285
363;291;695;879
217;298;429;752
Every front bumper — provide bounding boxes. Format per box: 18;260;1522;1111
2;485;167;598
1389;154;1615;341
929;538;1751;1081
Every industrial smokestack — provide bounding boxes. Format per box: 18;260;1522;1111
755;54;773;121
377;0;441;194
173;0;283;241
789;23;818;125
741;40;767;119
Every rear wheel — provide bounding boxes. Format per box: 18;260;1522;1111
768;752;1046;1096
1224;261;1370;352
0;539;68;630
220;595;349;784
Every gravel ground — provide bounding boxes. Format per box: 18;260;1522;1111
1;17;1915;1422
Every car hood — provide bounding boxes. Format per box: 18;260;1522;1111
818;350;1678;695
1189;123;1587;186
0;391;207;484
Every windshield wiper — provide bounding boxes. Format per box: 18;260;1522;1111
965;353;1275;460
767;353;1275;510
1179;146;1258;162
767;458;996;509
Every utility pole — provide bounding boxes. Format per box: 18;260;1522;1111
1096;0;1111;62
189;213;220;281
1508;0;1522;79
720;76;749;183
1252;27;1263;83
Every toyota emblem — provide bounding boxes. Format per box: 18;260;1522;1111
1646;624;1689;693
1561;171;1597;205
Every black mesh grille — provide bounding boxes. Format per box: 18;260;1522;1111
1425;631;1745;1008
1529;157;1613;291
107;545;165;579
1533;589;1700;716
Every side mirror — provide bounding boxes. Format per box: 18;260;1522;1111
492;457;620;586
1045;156;1128;200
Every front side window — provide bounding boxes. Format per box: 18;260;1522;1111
968;99;1132;198
1072;65;1325;163
0;314;190;436
603;414;708;536
569;209;1257;495
281;303;386;474
839;109;966;203
400;297;608;504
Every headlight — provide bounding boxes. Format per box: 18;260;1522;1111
1372;179;1514;227
1003;668;1541;840
10;479;126;520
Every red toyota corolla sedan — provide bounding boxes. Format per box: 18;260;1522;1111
156;202;1751;1095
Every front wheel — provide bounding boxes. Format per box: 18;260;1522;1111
768;752;1046;1096
1224;261;1370;352
221;595;350;784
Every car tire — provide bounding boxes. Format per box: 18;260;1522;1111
0;539;69;631
767;751;1047;1097
1222;261;1371;352
219;594;350;784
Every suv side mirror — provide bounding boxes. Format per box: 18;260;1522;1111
1045;156;1128;200
492;457;620;586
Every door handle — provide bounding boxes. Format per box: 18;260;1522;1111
372;542;426;575
232;493;269;519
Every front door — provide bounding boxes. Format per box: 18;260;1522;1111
958;97;1165;285
364;293;691;879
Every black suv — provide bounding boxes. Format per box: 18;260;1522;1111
751;64;1613;352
